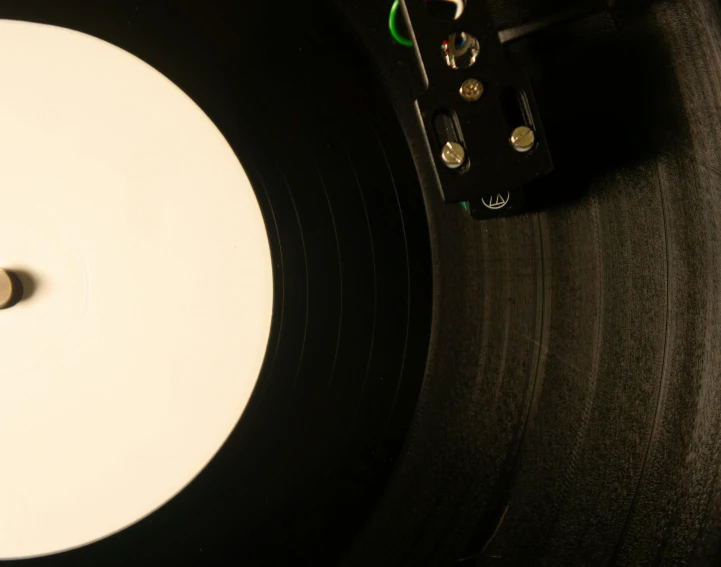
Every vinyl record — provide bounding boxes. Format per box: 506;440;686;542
3;1;721;566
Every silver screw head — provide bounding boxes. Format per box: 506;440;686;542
440;142;466;169
459;78;483;102
510;126;536;153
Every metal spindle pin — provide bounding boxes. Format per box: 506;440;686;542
0;269;15;309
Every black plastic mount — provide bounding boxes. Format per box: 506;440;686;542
400;0;553;204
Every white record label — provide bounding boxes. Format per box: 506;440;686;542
0;21;273;558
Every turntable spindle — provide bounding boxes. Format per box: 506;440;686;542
0;268;16;309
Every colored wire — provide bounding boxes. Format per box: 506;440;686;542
389;0;413;47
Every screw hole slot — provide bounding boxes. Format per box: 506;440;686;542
500;87;534;130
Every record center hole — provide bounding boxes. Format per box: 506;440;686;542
426;0;465;20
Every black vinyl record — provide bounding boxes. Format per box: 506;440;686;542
3;0;721;566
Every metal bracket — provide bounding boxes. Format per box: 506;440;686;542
400;0;553;204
